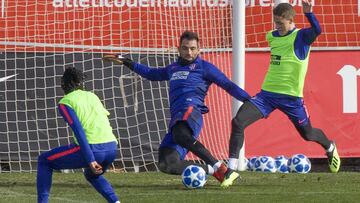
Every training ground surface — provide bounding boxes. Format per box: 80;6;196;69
0;171;359;203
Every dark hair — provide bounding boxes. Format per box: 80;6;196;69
179;31;199;45
273;3;296;20
61;67;84;94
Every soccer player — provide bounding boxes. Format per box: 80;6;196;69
37;67;120;203
224;0;341;187
103;31;250;186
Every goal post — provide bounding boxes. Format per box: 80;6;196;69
232;0;247;171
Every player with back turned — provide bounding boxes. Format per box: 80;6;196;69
223;0;341;187
103;31;250;187
37;67;120;203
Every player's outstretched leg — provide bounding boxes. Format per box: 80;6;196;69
294;121;341;173
326;141;340;173
220;169;240;188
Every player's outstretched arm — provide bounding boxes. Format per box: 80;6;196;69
302;0;312;13
102;54;135;70
204;64;251;102
103;53;169;81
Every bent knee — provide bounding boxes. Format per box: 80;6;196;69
231;118;246;131
158;160;170;174
158;160;180;174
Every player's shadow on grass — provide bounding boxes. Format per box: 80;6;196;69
0;181;184;190
0;181;237;190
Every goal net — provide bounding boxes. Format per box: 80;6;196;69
0;0;359;172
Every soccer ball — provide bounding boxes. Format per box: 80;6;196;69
181;165;207;189
253;156;276;173
247;156;258;171
289;154;311;173
274;155;290;173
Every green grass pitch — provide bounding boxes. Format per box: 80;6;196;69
0;171;359;203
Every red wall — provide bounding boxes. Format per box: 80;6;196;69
194;51;360;159
241;51;360;158
1;1;359;51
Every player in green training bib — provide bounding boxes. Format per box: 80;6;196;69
37;67;120;203
262;28;308;97
223;1;340;186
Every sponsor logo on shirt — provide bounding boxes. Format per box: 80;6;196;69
270;55;281;65
170;71;189;80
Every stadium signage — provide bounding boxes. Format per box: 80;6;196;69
337;65;360;113
52;0;231;8
52;0;315;8
246;0;315;7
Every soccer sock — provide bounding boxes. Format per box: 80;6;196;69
228;158;238;170
326;143;335;153
207;165;214;175
212;161;222;172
